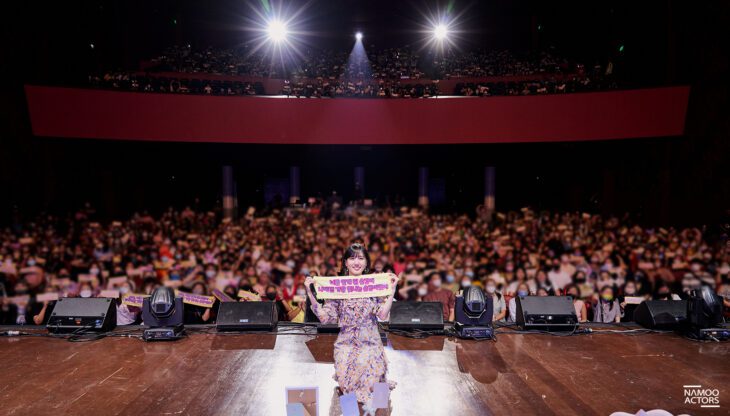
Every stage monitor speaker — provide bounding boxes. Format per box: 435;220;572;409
516;296;578;331
47;297;117;333
389;301;444;331
304;294;340;333
634;300;688;329
216;301;278;331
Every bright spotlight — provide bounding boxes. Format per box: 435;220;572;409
433;24;448;40
267;20;288;42
355;32;363;41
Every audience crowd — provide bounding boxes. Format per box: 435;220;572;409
89;45;617;98
2;203;727;327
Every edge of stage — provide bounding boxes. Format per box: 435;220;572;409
0;322;727;416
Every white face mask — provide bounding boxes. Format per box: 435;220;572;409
431;280;441;288
486;285;496;294
418;287;428;296
119;287;130;295
284;278;294;287
80;290;92;298
296;289;306;297
461;280;472;288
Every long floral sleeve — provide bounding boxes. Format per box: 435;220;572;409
310;299;340;324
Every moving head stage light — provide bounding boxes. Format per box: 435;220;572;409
454;286;494;339
142;287;185;341
685;286;729;341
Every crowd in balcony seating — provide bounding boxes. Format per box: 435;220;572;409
88;44;617;98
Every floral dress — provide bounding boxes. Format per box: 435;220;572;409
311;297;397;403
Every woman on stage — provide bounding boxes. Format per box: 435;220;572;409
304;243;397;413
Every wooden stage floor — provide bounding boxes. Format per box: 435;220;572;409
0;324;727;416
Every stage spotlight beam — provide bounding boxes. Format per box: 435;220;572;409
267;20;288;42
433;24;448;41
355;32;363;41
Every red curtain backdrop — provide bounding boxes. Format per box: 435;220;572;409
25;85;690;144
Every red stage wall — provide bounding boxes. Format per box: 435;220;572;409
25;85;690;144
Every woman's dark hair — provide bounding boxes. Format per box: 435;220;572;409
563;284;579;298
339;243;371;276
514;267;527;281
191;281;207;295
224;284;238;296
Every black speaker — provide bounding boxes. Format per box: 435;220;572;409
516;296;578;330
304;296;340;333
216;301;278;331
634;300;688;329
389;301;444;330
47;297;117;333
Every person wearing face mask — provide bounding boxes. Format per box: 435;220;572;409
89;265;101;277
564;284;587;322
618;281;642;322
399;280;428;302
116;281;141;325
263;284;294;322
280;273;296;301
689;259;715;288
508;282;532;322
204;267;217;281
506;267;534;297
485;279;506;322
423;273;455;322
79;283;94;298
461;271;474;291
9;280;32;325
548;258;572;292
443;270;459;294
275;283;308;323
593;286;621;323
654;283;676;301
183;281;212;324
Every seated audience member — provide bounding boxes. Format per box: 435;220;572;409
508;283;531;323
485;279;506;322
564;284;587;322
423;273;456;322
116;280;141;325
593;286;621;323
618;280;641;322
183;281;213;324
